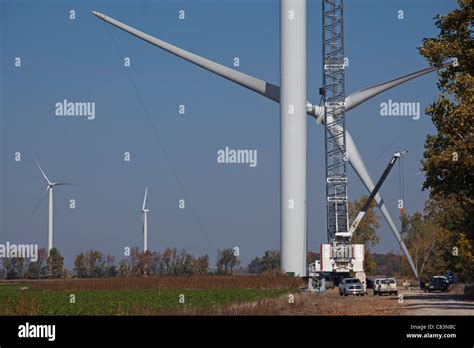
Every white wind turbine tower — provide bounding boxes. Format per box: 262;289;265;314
141;187;150;252
93;2;449;276
33;158;74;255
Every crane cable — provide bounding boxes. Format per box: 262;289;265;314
102;22;218;259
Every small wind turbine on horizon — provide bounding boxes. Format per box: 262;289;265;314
141;187;150;252
33;157;75;255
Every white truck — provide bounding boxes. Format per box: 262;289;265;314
377;278;398;296
339;278;365;296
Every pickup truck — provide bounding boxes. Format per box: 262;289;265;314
339;278;365;296
373;278;383;295
378;278;398;296
427;276;449;292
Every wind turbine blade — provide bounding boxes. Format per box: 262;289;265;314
34;157;51;185
345;63;451;112
91;12;329;119
91;11;446;121
92;11;280;103
54;183;77;186
142;187;148;210
32;186;50;214
345;130;418;278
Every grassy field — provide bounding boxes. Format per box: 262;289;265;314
0;275;302;315
0;276;410;315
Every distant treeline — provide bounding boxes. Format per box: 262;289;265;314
0;247;242;279
0;248;300;279
372;252;404;277
0;248;419;280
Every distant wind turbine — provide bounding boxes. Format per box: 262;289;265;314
33;157;75;254
141;187;150;252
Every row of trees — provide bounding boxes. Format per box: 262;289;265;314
0;247;328;278
114;248;211;277
0;247;242;279
0;248;64;279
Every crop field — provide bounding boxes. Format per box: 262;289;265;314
1;276;465;316
0;275;302;315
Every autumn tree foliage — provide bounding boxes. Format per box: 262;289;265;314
216;248;240;275
248;250;280;274
47;248;64;279
418;0;473;281
400;212;452;281
73;250;116;278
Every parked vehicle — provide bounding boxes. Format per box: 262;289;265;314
355;272;367;293
339;278;365;296
444;271;459;284
366;278;374;290
427;276;449;292
373;278;383;295
325;279;335;289
378;278;398;295
420;279;429;291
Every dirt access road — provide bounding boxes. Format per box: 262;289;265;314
401;290;474;315
261;288;474;315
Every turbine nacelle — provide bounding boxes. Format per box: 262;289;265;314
33;159;75;214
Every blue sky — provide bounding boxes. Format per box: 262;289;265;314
0;0;457;268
